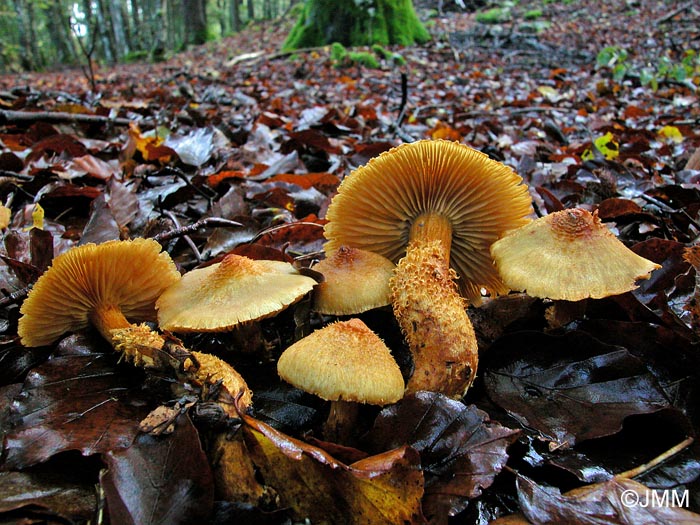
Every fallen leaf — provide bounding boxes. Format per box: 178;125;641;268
240;411;425;524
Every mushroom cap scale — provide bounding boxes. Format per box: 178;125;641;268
277;318;404;405
312;246;395;315
18;238;181;347
156;254;317;332
324;139;533;303
490;208;661;301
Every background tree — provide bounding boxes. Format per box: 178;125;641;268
282;0;430;51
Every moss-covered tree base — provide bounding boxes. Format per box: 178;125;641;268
282;0;430;51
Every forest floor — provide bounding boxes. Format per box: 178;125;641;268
0;0;700;524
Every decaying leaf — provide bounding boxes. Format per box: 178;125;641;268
366;392;520;523
484;331;670;448
101;415;214;525
240;411;425;524
1;336;152;470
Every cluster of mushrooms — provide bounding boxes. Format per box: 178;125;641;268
17;139;660;450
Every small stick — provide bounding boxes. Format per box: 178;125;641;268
153;217;242;243
249;221;325;244
161;210;202;262
0;109;134;126
616;437;694;479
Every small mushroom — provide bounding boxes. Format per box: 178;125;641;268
324;140;532;397
312;246;395;315
277;318;404;443
18;238;181;367
156;253;317;332
490;208;661;301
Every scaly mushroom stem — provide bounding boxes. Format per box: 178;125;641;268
88;304;174;369
390;237;478;399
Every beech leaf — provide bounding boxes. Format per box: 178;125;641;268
1;336;152;470
101;415;214;525
240;411;425;524
366;392;519;522
484;331;670;447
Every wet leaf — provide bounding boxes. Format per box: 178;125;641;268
101;415;214;525
515;473;700;525
484;331;670;447
241;411;425;524
1;336;152;470
366;392;519;522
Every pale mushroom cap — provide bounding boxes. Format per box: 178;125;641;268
156;254;317;332
324;140;533;303
18;238;181;347
490;208;662;301
312;246;395;315
277;318;405;404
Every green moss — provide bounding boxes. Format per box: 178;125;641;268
524;8;542;19
475;7;511;24
348;51;380;68
282;0;430;51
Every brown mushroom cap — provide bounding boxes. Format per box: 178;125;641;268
312;246;395;315
277;318;404;405
324;140;533;303
156;253;317;332
18;238;181;347
490;208;661;301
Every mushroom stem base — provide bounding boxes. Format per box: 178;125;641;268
391;239;478;398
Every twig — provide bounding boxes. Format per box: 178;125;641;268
155;167;218;201
249;221;325;244
160;209;202;262
0;285;32;309
654;1;695;25
617;437;694;479
0;109;134;126
153;217;242;243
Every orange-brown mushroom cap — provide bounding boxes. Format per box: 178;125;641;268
277;318;404;405
312;246;395;315
156;253;317;332
490;208;661;301
324;140;533;303
18;238;181;347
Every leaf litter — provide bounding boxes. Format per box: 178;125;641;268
0;0;699;523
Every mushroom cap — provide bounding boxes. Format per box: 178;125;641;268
312;246;396;315
490;208;662;301
277;318;404;405
156;254;317;332
324;140;533;303
18;238;181;347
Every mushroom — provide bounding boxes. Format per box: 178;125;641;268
324;140;532;397
490;208;661;301
277;318;404;443
156;253;317;333
18;238;182;368
312;246;395;315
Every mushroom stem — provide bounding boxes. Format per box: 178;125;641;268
409;213;453;258
324;400;360;444
390;238;478;399
88;304;131;344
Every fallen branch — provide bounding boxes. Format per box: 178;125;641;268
654;1;695;24
0;109;134;126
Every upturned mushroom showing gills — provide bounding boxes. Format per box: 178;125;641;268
324;140;532;398
490;208;661;301
18;238;181;368
156;253;317;332
277;318;404;443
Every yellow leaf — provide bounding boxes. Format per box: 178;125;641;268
241;413;425;524
31;203;44;230
594;132;619;159
0;205;10;229
658;125;683;143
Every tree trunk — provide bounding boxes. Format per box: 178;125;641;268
282;0;430;51
230;0;241;32
183;0;207;46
